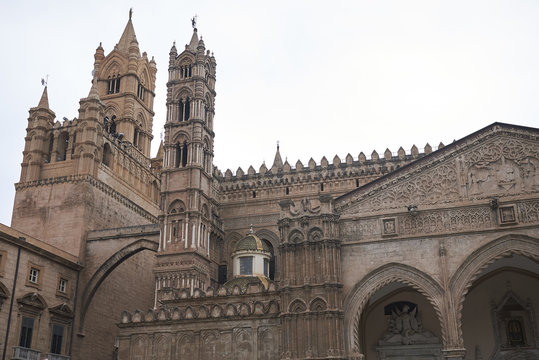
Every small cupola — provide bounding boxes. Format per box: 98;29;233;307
232;226;272;278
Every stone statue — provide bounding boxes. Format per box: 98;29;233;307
379;304;438;346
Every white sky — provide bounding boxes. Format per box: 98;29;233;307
1;0;538;225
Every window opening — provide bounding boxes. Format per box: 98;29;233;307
264;258;269;277
70;132;76;158
175;143;181;168
239;257;253;275
185;98;190;121
19;317;34;348
29;267;39;284
181;143;188;167
285;187;289;195
252;191;256;198
50;324;64;354
45;135;54;163
137;83;145;100
58;278;67;293
320;183;324;191
218;265;227;284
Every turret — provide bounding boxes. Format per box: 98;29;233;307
20;86;56;182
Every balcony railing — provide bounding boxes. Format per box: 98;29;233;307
45;353;70;360
12;347;40;360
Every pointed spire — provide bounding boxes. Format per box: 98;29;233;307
188;28;199;51
156;141;164;159
37;86;50;109
272;141;283;169
87;76;100;99
116;9;138;54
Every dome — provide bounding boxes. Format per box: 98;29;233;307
234;233;271;253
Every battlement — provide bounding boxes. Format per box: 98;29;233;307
213;143;444;200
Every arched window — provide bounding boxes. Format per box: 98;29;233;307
45;134;54;163
185;98;190;120
56;132;69;161
175;143;181;168
174;142;189;168
102;143;112;167
179;101;184;121
70;132;76;159
182;142;188;167
262;239;275;280
107;75;121;94
137;82;145;100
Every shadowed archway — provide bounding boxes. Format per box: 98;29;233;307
343;262;445;358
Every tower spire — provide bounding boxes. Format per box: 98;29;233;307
116;9;138;54
37;85;50;109
272;142;283;169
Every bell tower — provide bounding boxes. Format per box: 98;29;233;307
156;19;221;299
11;11;160;258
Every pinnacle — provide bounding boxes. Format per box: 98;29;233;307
116;12;138;55
188;28;199;51
37;86;50;109
271;143;283;169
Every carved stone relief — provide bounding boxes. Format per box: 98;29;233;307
341;206;496;242
376;302;442;360
464;138;539;198
518;200;539;224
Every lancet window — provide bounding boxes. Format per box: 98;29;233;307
45;134;54;163
178;97;191;121
107;75;121;94
180;64;192;79
56;132;69;161
137;82;145;100
175;142;189;168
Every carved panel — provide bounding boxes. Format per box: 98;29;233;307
518;200;539;224
258;327;279;360
463;138;539;198
498;205;518;225
233;328;253;360
343;206;496;242
177;333;198;359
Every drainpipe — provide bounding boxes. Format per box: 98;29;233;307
2;246;21;360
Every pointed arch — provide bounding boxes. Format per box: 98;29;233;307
100;57;125;78
343;262;445;357
78;239;159;332
450;234;539;344
102;142;113;167
289;299;307;313
309;297;328;312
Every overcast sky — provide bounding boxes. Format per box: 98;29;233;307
1;0;538;225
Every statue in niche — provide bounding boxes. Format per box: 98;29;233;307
379;302;439;346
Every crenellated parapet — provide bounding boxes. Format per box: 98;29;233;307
214;143;444;204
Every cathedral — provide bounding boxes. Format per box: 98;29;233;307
0;11;538;360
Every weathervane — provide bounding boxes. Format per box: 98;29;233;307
41;75;49;87
191;15;197;29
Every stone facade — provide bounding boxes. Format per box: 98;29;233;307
0;10;538;360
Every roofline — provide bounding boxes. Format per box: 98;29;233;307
334;122;539;204
0;223;83;270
